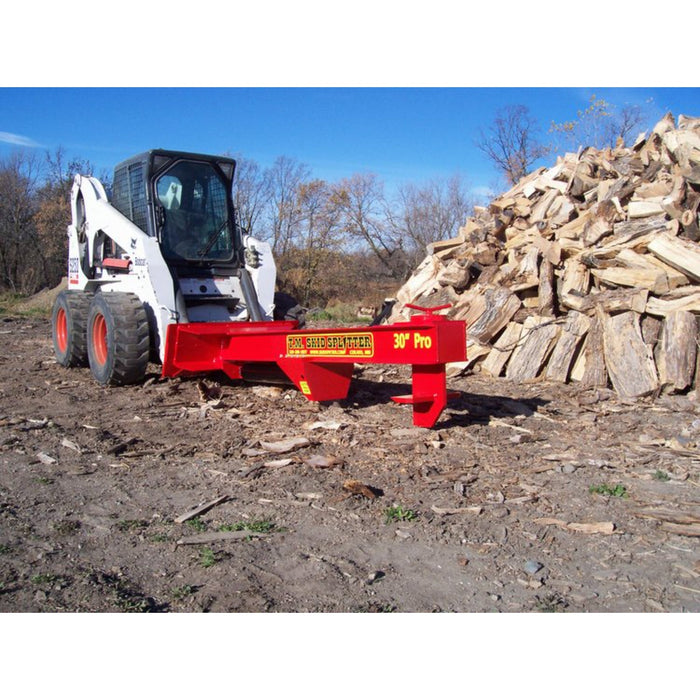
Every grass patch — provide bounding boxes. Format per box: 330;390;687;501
117;519;149;532
535;593;568;612
171;584;198;600
187;517;207;532
0;292;52;318
360;602;397;613
52;519;81;534
652;470;671;482
218;519;279;534
384;505;418;524
307;301;360;324
84;567;163;612
30;573;68;587
148;532;171;543
116;519;149;532
589;483;628;498
0;544;12;555
199;547;218;568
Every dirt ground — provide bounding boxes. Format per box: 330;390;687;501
0;315;699;613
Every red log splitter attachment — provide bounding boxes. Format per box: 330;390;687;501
162;303;467;428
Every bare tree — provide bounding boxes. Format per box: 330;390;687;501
229;154;270;238
477;105;548;186
612;104;645;146
277;179;344;306
264;155;311;255
550;95;648;151
0;150;41;293
331;173;405;280
34;148;95;289
390;175;474;264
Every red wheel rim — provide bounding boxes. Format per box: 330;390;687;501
92;314;108;366
56;308;68;353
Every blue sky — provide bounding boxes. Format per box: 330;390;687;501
2;87;699;199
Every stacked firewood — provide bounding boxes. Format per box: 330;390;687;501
388;113;700;398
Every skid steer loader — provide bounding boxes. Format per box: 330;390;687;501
51;149;467;427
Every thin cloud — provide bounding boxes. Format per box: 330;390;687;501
471;185;495;200
0;131;41;147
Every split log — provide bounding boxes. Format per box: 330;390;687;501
555;210;592;241
655;310;698;392
572;310;607;387
530;188;561;222
505;316;561;381
641;315;662;350
590;266;669;295
458;219;486;240
606;215;671;249
465;287;521;344
545;311;590;383
413;285;459;311
589;230;659;259
615;248;689;289
518;246;540;278
427;233;466;255
628;200;666;218
481;322;523;377
648;232;700;282
560;259;591;310
646;292;700;316
465;339;491;369
575;287;649;315
432;241;470;261
448;285;487;323
568;157;598;197
395;255;441;307
532;233;561;266
660;176;686;220
436;258;471;289
581;199;621;246
635;178;674;199
538;259;556;316
602;310;659;398
547;195;576;227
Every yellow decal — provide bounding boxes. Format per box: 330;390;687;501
286;333;374;358
393;331;433;350
412;331;432;350
393;331;410;349
299;380;311;395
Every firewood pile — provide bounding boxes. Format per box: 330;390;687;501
388;113;700;398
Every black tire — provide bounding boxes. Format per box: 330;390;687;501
87;292;150;386
52;290;91;367
273;292;306;328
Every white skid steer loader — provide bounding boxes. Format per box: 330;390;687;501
52;149;302;385
51;149;468;428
